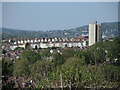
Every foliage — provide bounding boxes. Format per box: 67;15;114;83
2;58;13;77
62;48;75;59
52;52;65;67
13;50;41;77
3;37;120;88
61;57;84;88
13;58;31;77
49;57;85;88
74;50;93;64
90;42;106;65
20;50;41;64
30;60;52;87
41;49;51;58
2;80;15;89
2;49;7;54
14;47;24;50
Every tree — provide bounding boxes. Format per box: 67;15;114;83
2;58;13;77
90;42;106;65
103;37;120;64
49;57;84;88
74;50;93;65
14;47;24;50
80;64;107;88
13;58;31;77
2;59;14;89
31;60;52;87
41;49;51;58
52;52;65;67
2;49;7;54
60;57;84;88
102;64;120;83
62;48;75;59
25;43;31;50
13;50;41;77
20;50;41;64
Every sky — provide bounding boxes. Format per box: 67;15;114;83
2;2;118;31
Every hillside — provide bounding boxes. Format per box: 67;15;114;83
2;22;118;38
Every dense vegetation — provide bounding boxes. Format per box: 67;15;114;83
2;22;118;38
2;37;120;89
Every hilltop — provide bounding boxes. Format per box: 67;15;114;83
2;22;118;38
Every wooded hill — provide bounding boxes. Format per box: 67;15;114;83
2;22;118;38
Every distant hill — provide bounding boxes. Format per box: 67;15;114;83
2;28;50;38
2;22;119;38
101;22;118;38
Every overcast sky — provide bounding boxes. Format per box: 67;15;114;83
2;2;118;31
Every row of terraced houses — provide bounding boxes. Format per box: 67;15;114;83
9;36;88;50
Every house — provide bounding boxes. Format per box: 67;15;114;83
9;36;88;50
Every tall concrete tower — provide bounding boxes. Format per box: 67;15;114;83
89;21;102;46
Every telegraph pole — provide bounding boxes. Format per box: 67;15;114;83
60;73;63;90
